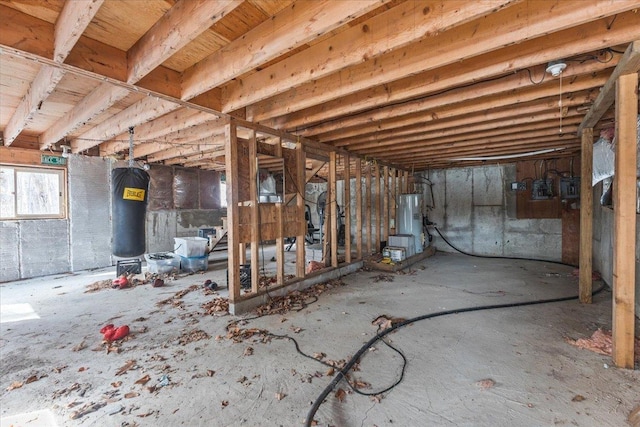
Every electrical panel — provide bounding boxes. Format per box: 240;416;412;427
532;179;554;200
560;177;580;199
510;181;527;191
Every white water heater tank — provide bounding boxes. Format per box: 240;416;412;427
397;194;423;254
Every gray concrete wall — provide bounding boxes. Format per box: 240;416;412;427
592;183;640;315
424;165;562;260
146;209;226;253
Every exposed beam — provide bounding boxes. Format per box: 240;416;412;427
100;108;214;156
256;8;640;127
54;0;104;62
127;0;241;84
181;0;390;100
4;65;65;146
147;133;226;162
308;57;617;140
578;40;640;134
225;0;519;111
612;73;638;369
40;83;130;149
71;97;181;152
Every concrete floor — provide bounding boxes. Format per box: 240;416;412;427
1;250;638;427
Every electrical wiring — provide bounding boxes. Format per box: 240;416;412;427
303;227;606;426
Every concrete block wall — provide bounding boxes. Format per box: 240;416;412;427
592;184;640;315
424;165;562;260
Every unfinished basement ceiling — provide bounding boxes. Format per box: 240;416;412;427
1;0;639;170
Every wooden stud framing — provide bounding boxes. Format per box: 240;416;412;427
579;127;593;304
296;140;306;278
355;158;363;260
612;73;638;369
383;165;389;244
330;151;338;267
248;130;259;294
365;164;372;254
344;154;351;263
375;163;381;252
274;137;285;285
390;168;397;234
224;121;240;302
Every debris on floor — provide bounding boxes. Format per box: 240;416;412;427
177;329;210;345
371;314;406;331
372;274;394;283
566;328;640;362
475;378;496;390
202;297;229;315
629;403;640;427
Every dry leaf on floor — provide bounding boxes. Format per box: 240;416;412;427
572;395;586;402
111;381;122;388
335;388;346;403
134;374;150;385
70;402;106;420
326;367;335;376
221;400;229;408
244;347;254;356
313;352;326;360
115;360;136;376
237;376;248;384
78;367;87;372
137;410;154;418
275;392;286;400
73;341;87;352
125;392;140;398
177;329;210;345
370;394;384;403
25;375;39;384
6;381;23;391
475;378;496;390
53;366;67;374
291;326;303;333
352;380;370;389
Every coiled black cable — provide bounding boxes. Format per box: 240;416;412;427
305;227;606;426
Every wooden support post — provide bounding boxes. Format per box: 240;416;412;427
330;151;338;267
248;130;259;293
225;121;240;302
296;141;306;277
390;168;397;234
375;163;381;252
355;158;363;260
274;138;284;285
344;154;351;263
403;170;410;193
579;127;594;303
365;164;372;254
612;73;638;369
239;243;246;264
383;165;389;244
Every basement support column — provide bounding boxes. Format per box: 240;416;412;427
355;159;363;260
329;151;338;267
579;127;593;303
224;121;240;303
344;154;351;263
295;141;306;277
248;130;259;293
612;73;637;369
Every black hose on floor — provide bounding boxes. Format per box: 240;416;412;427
304;227;606;426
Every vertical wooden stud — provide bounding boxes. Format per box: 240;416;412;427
224;121;240;302
330;151;338;267
344;154;351;263
375;163;381;252
296;140;306;277
612;73;637;369
383;165;389;244
355;158;363;260
274;138;284;285
390;168;397;235
248;130;259;294
365;164;372;254
579;127;593;304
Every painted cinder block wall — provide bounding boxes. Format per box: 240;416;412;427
424;165;562;260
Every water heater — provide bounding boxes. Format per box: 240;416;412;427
397;194;423;254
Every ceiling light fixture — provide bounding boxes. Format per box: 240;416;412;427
546;60;567;135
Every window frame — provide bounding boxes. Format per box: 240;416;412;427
0;164;67;220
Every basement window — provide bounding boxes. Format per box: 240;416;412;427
0;165;66;220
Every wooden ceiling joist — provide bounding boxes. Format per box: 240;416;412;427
578;40;640;134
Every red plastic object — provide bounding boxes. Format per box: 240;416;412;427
101;324;130;341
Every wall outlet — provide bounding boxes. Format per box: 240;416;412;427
560;177;580;199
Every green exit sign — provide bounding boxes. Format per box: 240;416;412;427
41;155;66;166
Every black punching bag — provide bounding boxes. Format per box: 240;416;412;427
112;167;150;257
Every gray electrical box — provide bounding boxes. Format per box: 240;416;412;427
532;179;554;200
560;177;580;199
